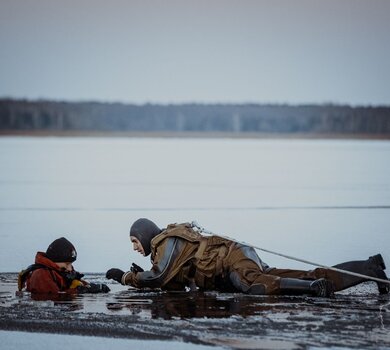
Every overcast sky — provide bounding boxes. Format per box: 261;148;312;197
1;0;389;106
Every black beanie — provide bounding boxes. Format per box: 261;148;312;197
46;237;77;263
130;218;162;256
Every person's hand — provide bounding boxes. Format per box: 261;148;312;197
67;270;85;280
77;283;110;294
87;283;110;293
63;270;84;284
62;270;85;288
106;268;125;283
130;263;144;274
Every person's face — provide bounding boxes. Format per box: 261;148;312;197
55;262;73;272
130;236;145;256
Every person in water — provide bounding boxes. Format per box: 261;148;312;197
19;237;110;295
106;219;389;297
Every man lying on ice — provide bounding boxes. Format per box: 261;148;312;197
106;218;389;297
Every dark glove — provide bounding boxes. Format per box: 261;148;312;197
62;270;85;287
77;283;110;294
87;283;110;293
130;263;144;274
106;268;125;283
66;270;84;280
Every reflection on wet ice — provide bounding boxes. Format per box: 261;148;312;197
1;273;389;349
1;273;389;322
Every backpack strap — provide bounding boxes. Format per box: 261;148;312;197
17;263;53;291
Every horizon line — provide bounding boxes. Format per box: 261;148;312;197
1;96;389;109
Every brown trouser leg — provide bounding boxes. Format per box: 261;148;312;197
226;245;353;295
228;257;284;295
266;268;345;291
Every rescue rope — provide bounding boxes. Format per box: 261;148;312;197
191;221;390;285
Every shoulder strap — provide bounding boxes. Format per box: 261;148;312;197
17;263;51;291
151;223;203;253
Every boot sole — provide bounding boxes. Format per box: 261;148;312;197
369;254;386;270
376;269;390;294
313;278;335;298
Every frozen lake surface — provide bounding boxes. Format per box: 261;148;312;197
1;272;389;349
0;330;223;350
0;136;389;273
0;136;390;349
0;273;390;350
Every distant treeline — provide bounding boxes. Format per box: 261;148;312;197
1;99;390;135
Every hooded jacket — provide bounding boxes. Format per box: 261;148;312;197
22;252;85;294
121;223;269;291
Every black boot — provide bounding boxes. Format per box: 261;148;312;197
369;254;386;270
369;254;389;294
280;278;334;297
333;254;389;294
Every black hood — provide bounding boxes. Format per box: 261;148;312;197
130;218;162;256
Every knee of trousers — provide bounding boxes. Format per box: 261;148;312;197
229;270;281;295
